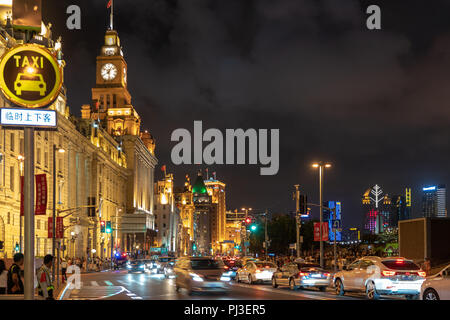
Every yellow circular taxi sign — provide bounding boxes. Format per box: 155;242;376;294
0;44;62;108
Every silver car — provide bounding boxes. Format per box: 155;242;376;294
174;257;231;295
333;256;426;300
272;262;331;291
421;264;450;300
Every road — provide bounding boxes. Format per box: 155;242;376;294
59;270;400;300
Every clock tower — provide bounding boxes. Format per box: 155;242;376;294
88;29;141;137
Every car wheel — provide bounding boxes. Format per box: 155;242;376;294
318;286;327;292
365;281;380;300
175;284;180;292
335;279;345;296
289;278;298;291
272;277;278;288
423;289;439;300
248;275;253;285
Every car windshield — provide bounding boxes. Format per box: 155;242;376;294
190;259;223;270
382;260;420;270
255;262;276;268
297;263;321;269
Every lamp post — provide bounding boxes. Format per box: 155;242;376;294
312;162;331;268
17;155;24;253
52;145;65;283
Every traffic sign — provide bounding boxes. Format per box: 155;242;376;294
0;108;57;128
332;219;341;230
0;44;62;108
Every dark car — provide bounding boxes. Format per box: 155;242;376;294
126;259;146;273
222;259;242;280
272;262;331;291
154;256;176;274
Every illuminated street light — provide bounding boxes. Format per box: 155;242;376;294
312;161;332;268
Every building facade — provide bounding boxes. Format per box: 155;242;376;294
422;185;447;218
204;176;226;254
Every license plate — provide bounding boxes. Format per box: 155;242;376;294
311;274;322;278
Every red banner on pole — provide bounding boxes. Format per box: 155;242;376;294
314;222;329;241
20;176;24;216
56;217;64;239
48;217;53;239
35;174;47;215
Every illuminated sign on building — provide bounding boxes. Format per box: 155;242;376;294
0;108;57;128
0;44;62;108
423;186;436;191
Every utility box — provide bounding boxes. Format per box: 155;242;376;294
399;217;450;266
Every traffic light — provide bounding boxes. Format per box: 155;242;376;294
105;221;112;234
299;194;307;215
244;218;251;224
15;243;19;252
250;224;257;232
193;243;197;251
100;221;106;233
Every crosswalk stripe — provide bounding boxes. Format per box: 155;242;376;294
91;281;99;286
117;280;127;285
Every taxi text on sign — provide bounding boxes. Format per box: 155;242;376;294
0;44;62;108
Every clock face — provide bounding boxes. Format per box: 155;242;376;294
101;63;118;81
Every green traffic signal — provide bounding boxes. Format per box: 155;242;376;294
105;221;112;234
250;225;257;231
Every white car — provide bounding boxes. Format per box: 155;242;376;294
333;256;426;300
421;264;450;300
236;261;277;284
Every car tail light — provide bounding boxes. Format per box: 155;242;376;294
324;273;330;277
224;266;229;270
382;270;396;277
418;271;426;277
299;272;309;277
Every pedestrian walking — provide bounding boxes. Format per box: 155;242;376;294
61;259;68;283
7;253;24;294
37;255;55;300
0;259;7;294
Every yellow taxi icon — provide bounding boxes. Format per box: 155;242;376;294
14;73;47;96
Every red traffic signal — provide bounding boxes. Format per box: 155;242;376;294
100;220;106;233
245;218;251;224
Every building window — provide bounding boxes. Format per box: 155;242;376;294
7;212;10;224
154;205;157;210
154;215;157;220
10;133;14;152
58;158;63;173
113;94;117;107
19;138;24;155
44;152;48;168
163;215;166;219
106;95;110;107
37;220;41;230
37;148;41;164
163;223;166;228
10;166;14;192
44;131;48;140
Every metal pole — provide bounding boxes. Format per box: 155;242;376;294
244;209;248;257
52;145;56;283
57;241;60;287
294;185;300;258
333;208;337;273
24;127;35;300
264;210;268;259
319;165;324;268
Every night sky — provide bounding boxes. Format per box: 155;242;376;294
43;0;450;228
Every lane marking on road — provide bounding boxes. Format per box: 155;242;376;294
91;281;99;286
117;280;128;286
232;283;338;300
131;297;143;300
104;281;114;286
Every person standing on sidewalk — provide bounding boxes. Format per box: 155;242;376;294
37;255;55;300
7;253;24;294
0;259;7;294
61;259;68;283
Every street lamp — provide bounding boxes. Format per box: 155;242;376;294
312;162;332;268
52;145;65;283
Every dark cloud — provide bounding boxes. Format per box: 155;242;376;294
47;0;450;228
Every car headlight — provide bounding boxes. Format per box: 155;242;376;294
223;271;233;276
220;276;231;282
127;265;131;269
190;273;204;282
140;265;145;269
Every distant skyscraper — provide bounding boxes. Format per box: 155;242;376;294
323;201;342;241
422;185;447;218
391;188;412;227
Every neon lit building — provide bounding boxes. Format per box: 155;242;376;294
422;185;447;218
